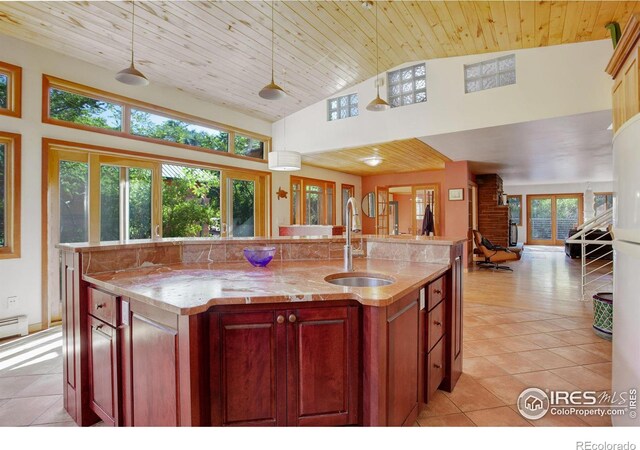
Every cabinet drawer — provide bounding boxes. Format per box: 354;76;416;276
89;288;117;326
426;336;446;400
428;276;445;310
427;300;446;352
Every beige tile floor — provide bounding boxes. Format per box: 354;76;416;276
416;302;612;427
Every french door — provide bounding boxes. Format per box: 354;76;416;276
221;171;265;237
527;194;583;245
375;186;389;235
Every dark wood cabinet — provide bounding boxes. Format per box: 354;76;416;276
210;304;360;427
88;316;118;426
444;244;464;391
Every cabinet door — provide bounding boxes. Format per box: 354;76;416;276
386;296;420;426
286;306;359;426
444;244;463;391
88;316;118;426
212;310;284;426
126;312;179;426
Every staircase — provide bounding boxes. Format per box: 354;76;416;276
566;208;614;301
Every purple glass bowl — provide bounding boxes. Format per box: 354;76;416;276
243;246;276;267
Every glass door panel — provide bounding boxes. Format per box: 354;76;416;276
292;180;301;225
127;168;152;239
375;186;389;235
341;184;355;225
229;178;255;237
59;160;89;243
161;165;221;237
555;197;580;243
100;165;121;241
305;184;324;225
529;197;552;244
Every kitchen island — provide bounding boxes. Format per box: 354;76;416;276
59;236;464;427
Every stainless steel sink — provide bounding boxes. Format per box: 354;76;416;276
325;273;395;287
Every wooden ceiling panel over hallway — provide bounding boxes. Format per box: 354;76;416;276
302;137;450;176
0;1;636;122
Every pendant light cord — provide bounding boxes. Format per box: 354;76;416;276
375;1;379;96
271;1;275;82
131;1;136;64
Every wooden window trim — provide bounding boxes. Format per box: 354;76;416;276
290;175;336;226
0;132;21;259
507;194;523;225
42;75;271;164
526;193;584;245
0;61;22;118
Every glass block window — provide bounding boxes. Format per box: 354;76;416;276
464;54;516;93
327;93;358;121
387;63;426;108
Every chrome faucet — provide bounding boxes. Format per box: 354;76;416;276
344;197;361;272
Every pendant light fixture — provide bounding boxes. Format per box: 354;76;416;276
259;1;287;100
366;1;389;112
116;1;149;86
268;70;300;171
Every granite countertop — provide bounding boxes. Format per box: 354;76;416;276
84;258;449;315
59;234;466;252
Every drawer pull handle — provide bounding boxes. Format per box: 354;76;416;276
96;303;105;310
433;320;442;326
433;363;442;369
288;314;297;323
276;315;285;324
434;289;442;295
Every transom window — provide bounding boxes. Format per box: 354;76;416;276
387;63;426;108
0;61;22;118
43;76;269;161
327;94;358;121
464;54;516;93
0;131;21;259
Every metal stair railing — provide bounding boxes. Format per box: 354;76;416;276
566;208;614;301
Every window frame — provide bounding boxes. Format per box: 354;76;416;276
0;131;21;259
0;61;22;118
507;194;523;226
42;75;270;163
387;63;427;108
290;176;336;226
327;93;359;121
593;192;614;215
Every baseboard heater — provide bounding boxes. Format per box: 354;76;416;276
0;315;28;339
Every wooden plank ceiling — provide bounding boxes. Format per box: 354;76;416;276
0;1;636;122
302;138;450;176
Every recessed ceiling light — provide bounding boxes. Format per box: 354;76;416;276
361;1;374;10
363;156;383;167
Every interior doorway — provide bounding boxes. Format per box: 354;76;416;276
377;184;440;236
527;194;583;245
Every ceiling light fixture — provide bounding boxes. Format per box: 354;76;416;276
366;1;389;112
363;156;383;167
115;1;149;87
259;1;287;100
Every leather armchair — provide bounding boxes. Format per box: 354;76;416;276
472;230;522;271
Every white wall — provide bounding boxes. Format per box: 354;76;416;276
0;34;356;329
273;40;613;154
504;181;614;244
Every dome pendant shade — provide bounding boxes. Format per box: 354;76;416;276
366;92;390;112
115;63;149;86
259;78;287;100
268;151;301;171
